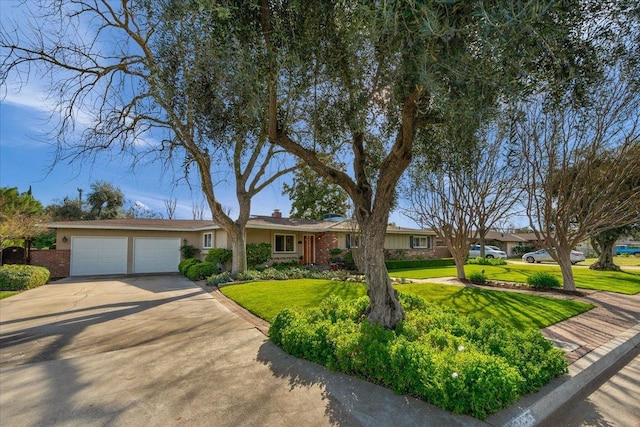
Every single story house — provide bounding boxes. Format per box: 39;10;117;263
39;210;439;277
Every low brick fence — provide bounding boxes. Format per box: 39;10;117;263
30;249;70;279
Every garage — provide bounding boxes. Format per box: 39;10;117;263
133;237;181;274
71;237;128;276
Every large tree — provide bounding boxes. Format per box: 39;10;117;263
259;1;597;327
407;122;523;279
0;0;295;274
516;69;640;291
283;159;349;220
0;187;48;261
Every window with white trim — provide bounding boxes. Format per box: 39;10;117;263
412;236;430;249
274;234;296;253
203;233;212;249
346;234;360;249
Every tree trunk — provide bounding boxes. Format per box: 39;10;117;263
557;250;577;291
230;224;248;274
358;220;405;329
479;232;486;258
589;235;620;271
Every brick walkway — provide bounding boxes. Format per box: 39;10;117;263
541;290;640;363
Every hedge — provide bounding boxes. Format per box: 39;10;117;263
270;293;567;420
386;258;456;270
185;262;218;281
0;265;50;291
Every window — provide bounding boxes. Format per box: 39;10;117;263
411;236;430;249
203;233;212;249
346;234;360;249
274;234;295;253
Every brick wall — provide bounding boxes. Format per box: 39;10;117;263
30;249;70;279
315;232;338;265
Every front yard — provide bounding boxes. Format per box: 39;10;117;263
220;278;593;330
389;262;640;295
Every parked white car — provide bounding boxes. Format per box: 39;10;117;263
521;249;585;265
468;245;507;259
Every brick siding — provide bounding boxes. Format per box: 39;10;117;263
30;249;70;279
315;232;339;265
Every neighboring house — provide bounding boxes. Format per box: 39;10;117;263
38;210;437;277
480;231;541;257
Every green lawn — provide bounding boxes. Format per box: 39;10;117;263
390;263;640;295
0;291;19;300
220;279;593;330
612;255;640;267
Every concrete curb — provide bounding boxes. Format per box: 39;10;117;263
487;322;640;427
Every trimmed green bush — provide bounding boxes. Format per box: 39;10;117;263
179;258;201;274
467;257;507;266
468;271;487;284
247;243;271;267
527;272;561;289
206;271;234;286
0;265;50;291
270;293;567;420
205;248;233;265
180;244;200;259
185;262;218;281
386;258;456;270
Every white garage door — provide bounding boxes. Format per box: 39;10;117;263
133;238;181;274
71;237;128;276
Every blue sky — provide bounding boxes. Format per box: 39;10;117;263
0;0;418;227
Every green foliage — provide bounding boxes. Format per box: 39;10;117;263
468;271;487;284
246;243;271;267
205;248;232;265
185;262;218;281
329;248;343;256
206;271;234;286
179;258;201;274
270;294;567;419
86;181;124;219
282;160;349;220
467;257;507;266
32;230;56;249
343;251;356;270
386;258;456;270
527;272;561;289
0;265;50;291
513;246;535;255
180;244;200;259
385;249;408;261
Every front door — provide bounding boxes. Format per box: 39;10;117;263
302;235;315;265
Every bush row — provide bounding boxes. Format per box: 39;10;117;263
466;257;507;266
0;264;50;291
386;258;456;270
270;293;567;420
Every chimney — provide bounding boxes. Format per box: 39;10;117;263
272;209;282;218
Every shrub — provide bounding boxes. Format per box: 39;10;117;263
386;258;456;270
206;271;234;286
343;251;357;270
180;244;200;259
329;248;343;256
179;258;201;274
247;243;271;267
527;272;561;289
467;257;507;266
205;248;233;265
0;265;50;291
185;262;218;281
468;271;487;284
270;294;567;420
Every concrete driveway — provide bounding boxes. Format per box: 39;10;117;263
0;275;482;427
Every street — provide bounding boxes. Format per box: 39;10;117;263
539;345;640;427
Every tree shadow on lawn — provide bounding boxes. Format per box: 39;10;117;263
436;286;591;330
